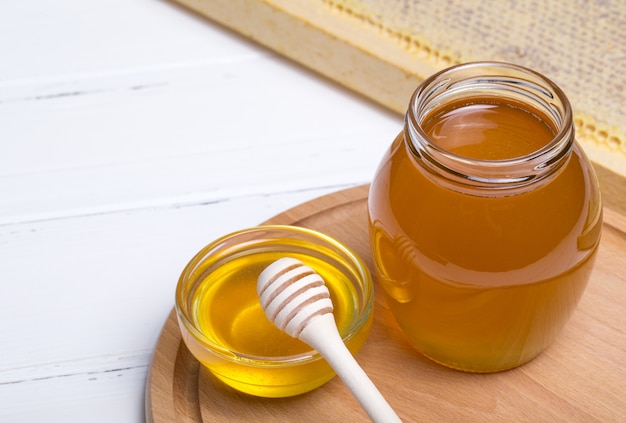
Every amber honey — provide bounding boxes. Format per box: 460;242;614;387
368;63;602;372
176;226;373;397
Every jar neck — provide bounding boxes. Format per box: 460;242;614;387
405;61;575;196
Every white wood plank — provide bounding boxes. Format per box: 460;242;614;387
0;0;256;81
1;22;401;225
1;363;148;423
0;57;400;224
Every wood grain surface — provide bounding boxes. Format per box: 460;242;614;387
146;185;626;422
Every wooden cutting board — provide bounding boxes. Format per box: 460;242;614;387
145;185;626;422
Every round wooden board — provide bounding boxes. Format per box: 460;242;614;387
145;185;626;422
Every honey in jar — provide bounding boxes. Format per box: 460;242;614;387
368;62;602;372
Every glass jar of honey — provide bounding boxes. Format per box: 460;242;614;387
368;62;602;372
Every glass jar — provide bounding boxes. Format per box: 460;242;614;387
368;62;602;372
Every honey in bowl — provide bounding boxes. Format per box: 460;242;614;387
192;252;359;358
368;62;602;372
176;226;373;397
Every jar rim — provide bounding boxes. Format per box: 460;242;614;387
406;61;575;193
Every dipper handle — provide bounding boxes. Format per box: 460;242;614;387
258;258;402;423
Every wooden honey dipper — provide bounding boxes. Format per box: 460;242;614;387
257;257;402;423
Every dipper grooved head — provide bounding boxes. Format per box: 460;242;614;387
257;257;333;338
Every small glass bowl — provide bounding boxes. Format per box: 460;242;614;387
175;225;374;398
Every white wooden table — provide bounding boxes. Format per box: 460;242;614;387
0;1;402;421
